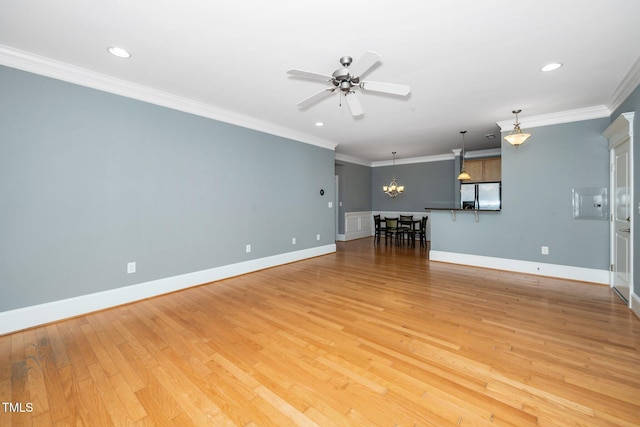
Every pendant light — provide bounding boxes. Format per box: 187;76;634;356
383;152;405;198
457;131;471;181
504;109;531;146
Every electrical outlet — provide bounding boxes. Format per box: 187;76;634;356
328;201;333;208
245;244;251;253
317;234;320;241
127;262;136;274
292;237;296;245
541;246;549;255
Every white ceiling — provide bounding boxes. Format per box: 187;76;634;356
1;0;640;163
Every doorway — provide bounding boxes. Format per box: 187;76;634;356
605;113;635;305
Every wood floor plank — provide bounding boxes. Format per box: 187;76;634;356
134;386;186;427
76;377;115;427
1;237;640;426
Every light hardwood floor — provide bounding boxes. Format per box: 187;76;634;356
2;238;640;426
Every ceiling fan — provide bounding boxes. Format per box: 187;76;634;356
287;51;411;117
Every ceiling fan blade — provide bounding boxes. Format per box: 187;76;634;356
360;81;411;96
287;69;334;81
297;88;335;108
349;51;381;78
345;92;364;117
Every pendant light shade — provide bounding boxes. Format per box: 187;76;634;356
504;109;531;146
457;131;471;181
383;152;404;197
457;170;471;180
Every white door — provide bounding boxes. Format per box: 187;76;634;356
606;112;634;306
612;138;631;302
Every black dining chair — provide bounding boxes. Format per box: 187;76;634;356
399;215;414;246
373;214;386;244
417;216;428;248
384;217;400;246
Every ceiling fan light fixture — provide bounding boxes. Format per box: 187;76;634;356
339;81;352;91
504;109;531;147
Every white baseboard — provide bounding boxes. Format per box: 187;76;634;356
0;244;336;336
344;230;372;241
429;251;609;284
632;293;640;319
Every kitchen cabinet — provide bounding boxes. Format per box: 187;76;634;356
461;157;501;182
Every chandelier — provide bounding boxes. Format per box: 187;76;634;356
383;152;405;198
504;109;531;146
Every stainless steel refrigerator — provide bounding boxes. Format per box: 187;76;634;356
460;182;501;210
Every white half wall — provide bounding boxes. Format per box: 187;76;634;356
342;211;431;241
343;211;373;241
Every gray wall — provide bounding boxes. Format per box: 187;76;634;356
335;161;372;234
431;118;611;270
334;159;454;232
373;160;455;211
611;83;640;297
0;66;335;312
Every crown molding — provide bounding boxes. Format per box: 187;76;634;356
334;153;372;166
337;148;501;167
0;45;337;151
608;55;640;112
604;112;634;147
371;153;454;167
465;148;502;159
496;105;611;131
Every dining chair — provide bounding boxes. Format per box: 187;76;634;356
399;214;414;246
418;216;428;248
384;217;400;246
373;214;385;244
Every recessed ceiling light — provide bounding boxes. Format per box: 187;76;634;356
107;46;131;58
540;63;562;72
314;121;324;127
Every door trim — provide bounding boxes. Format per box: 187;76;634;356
334;175;339;241
605;112;635;308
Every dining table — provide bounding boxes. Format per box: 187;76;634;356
383;216;422;247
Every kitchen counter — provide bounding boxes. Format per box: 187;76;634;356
425;207;500;222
